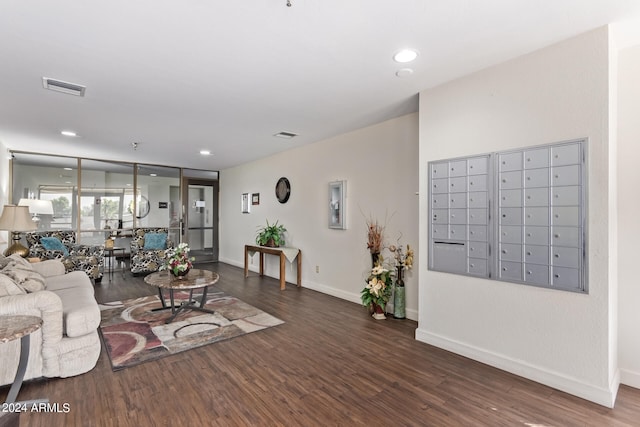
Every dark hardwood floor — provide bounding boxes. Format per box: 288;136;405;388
2;262;640;426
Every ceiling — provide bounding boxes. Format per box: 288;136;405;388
1;1;640;171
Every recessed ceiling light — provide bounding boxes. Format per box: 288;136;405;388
200;150;211;155
393;49;419;63
63;167;73;171
61;130;77;137
274;131;298;139
150;173;157;177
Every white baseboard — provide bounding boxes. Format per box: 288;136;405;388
219;256;245;270
620;368;640;390
218;257;418;320
415;328;617;408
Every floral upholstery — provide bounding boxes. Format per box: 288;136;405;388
25;230;105;281
130;228;174;275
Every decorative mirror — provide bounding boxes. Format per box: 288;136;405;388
136;195;150;219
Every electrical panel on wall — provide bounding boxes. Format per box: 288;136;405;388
428;139;587;293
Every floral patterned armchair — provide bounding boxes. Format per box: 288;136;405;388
130;228;174;275
25;230;105;282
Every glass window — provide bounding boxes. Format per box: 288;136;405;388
11;153;78;231
80;159;134;245
136;164;181;243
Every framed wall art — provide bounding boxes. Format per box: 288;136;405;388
241;193;250;214
329;180;346;229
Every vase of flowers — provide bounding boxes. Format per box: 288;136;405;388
366;218;385;267
163;243;195;278
361;265;393;320
388;242;414;319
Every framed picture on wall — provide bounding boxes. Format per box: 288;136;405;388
241;193;250;214
329;180;346;229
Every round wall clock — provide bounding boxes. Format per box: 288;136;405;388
275;177;291;204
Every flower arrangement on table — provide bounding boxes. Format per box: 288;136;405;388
361;265;393;320
162;242;195;277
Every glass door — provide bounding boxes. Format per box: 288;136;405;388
183;179;218;264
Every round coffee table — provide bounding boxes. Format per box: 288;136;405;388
0;315;43;404
144;269;220;324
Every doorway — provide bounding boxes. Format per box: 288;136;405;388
182;179;219;264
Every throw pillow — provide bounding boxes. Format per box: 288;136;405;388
40;237;70;256
1;261;45;293
0;273;26;297
143;233;167;250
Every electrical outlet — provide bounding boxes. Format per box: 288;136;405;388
315;265;320;273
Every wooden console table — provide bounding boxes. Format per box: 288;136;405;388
244;245;301;290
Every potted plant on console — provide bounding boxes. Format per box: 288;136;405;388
256;220;286;247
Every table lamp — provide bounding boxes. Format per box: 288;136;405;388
0;205;37;257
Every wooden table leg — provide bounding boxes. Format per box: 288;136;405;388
244;246;249;278
297;250;302;287
279;252;286;290
259;253;264;276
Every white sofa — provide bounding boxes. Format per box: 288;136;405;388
0;254;101;386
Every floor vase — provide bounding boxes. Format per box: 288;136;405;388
372;303;386;320
394;267;406;319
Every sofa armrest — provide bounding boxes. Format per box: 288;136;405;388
31;260;66;277
0;291;64;347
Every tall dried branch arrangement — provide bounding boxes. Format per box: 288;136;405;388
366;218;385;254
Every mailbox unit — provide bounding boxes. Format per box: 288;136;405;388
429;139;587;293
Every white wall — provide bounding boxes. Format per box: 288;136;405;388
0;139;9;253
617;44;640;389
219;113;420;319
417;27;618;406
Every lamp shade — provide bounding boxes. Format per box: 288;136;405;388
0;205;37;232
18;198;54;215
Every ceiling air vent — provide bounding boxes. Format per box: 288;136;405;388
42;77;86;96
274;131;298;139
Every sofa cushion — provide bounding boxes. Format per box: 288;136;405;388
45;271;93;292
40;237;70;256
143;232;167;250
0;273;26;297
1;260;45;293
52;287;100;337
31;260;66;278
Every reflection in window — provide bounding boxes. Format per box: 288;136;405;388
11;153;78;231
79;160;134;245
11;152;210;249
136;164;180;230
40;186;75;230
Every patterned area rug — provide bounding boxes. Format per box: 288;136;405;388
99;291;284;370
